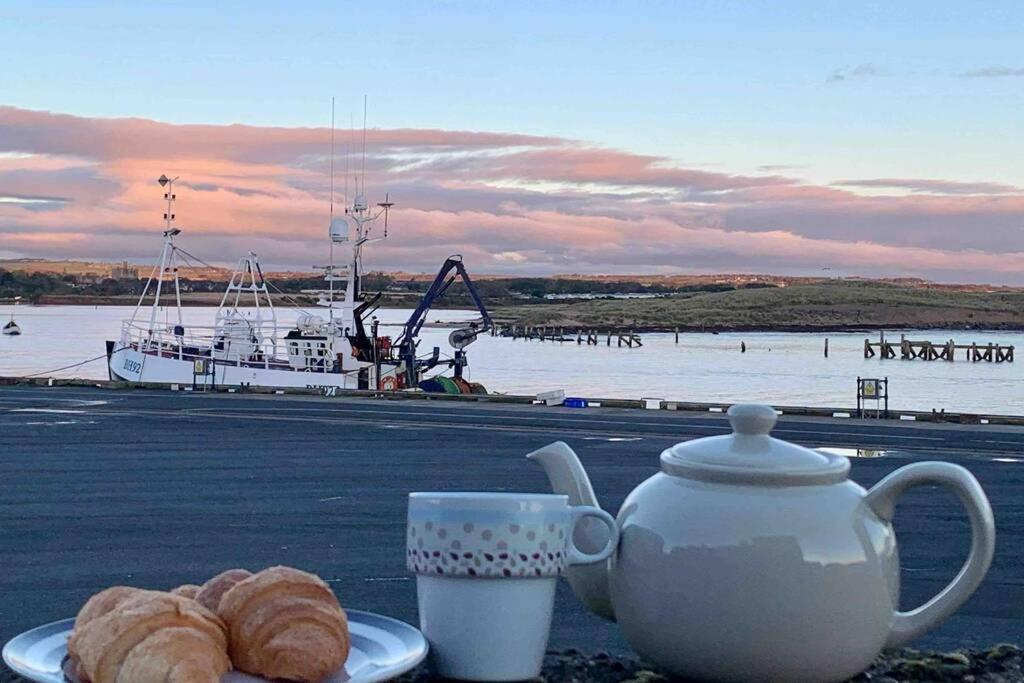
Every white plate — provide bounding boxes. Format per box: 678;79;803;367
2;609;427;683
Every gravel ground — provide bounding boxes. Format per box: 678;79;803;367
7;645;1018;682
394;645;1024;681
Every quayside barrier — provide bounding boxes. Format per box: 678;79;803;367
3;375;1024;427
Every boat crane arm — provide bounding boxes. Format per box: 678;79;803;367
396;255;493;386
399;255;493;341
349;291;383;357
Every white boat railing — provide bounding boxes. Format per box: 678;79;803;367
118;319;296;369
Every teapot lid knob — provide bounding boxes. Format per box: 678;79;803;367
661;402;850;485
727;403;778;435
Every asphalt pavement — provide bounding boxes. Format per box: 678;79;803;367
1;385;1021;656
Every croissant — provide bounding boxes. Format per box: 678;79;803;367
217;566;350;682
67;587;143;681
170;584;201;600
196;568;253;612
70;590;230;683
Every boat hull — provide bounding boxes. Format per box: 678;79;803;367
107;343;373;389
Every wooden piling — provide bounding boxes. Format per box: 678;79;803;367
864;337;1012;363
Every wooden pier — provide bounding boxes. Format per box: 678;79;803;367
864;334;1014;363
497;325;642;347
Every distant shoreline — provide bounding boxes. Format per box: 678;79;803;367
6;278;1024;336
0;293;471;309
3;298;1024;335
489;280;1024;335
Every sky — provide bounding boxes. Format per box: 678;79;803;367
1;1;1023;282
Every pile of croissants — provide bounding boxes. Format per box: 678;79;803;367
66;565;350;683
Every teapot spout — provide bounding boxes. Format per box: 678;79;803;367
527;441;600;507
527;441;616;620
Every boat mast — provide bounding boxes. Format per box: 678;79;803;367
138;175;182;344
346;198;366;305
329;97;336;324
162;175;183;332
325;98;392;309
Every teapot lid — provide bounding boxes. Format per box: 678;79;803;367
660;404;850;486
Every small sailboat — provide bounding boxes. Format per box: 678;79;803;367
2;315;20;336
4;295;22;335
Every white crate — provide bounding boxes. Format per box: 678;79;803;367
536;389;565;407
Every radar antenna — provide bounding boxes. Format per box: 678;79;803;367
361;94;367;198
330;98;336;220
378;194;393;238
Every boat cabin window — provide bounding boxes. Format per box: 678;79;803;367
287;335;332;370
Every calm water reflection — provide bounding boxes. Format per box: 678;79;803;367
1;305;1022;414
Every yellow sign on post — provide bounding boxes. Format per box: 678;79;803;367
857;377;888;419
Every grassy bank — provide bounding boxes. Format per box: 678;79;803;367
1;291;465;308
10;280;1024;332
492;280;1024;332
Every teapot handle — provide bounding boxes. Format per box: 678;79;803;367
865;461;995;648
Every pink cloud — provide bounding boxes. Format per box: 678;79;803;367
0;106;563;167
833;178;1023;195
3;106;1024;284
407;147;795;191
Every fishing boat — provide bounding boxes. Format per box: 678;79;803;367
106;175;491;391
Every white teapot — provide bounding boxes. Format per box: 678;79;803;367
528;403;995;682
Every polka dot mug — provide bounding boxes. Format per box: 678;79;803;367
408;492;617;680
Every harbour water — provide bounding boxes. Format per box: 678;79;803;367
2;305;1023;415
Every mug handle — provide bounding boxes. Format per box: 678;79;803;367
865;461;996;648
566;506;619;565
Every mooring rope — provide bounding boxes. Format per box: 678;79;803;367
18;350;117;378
